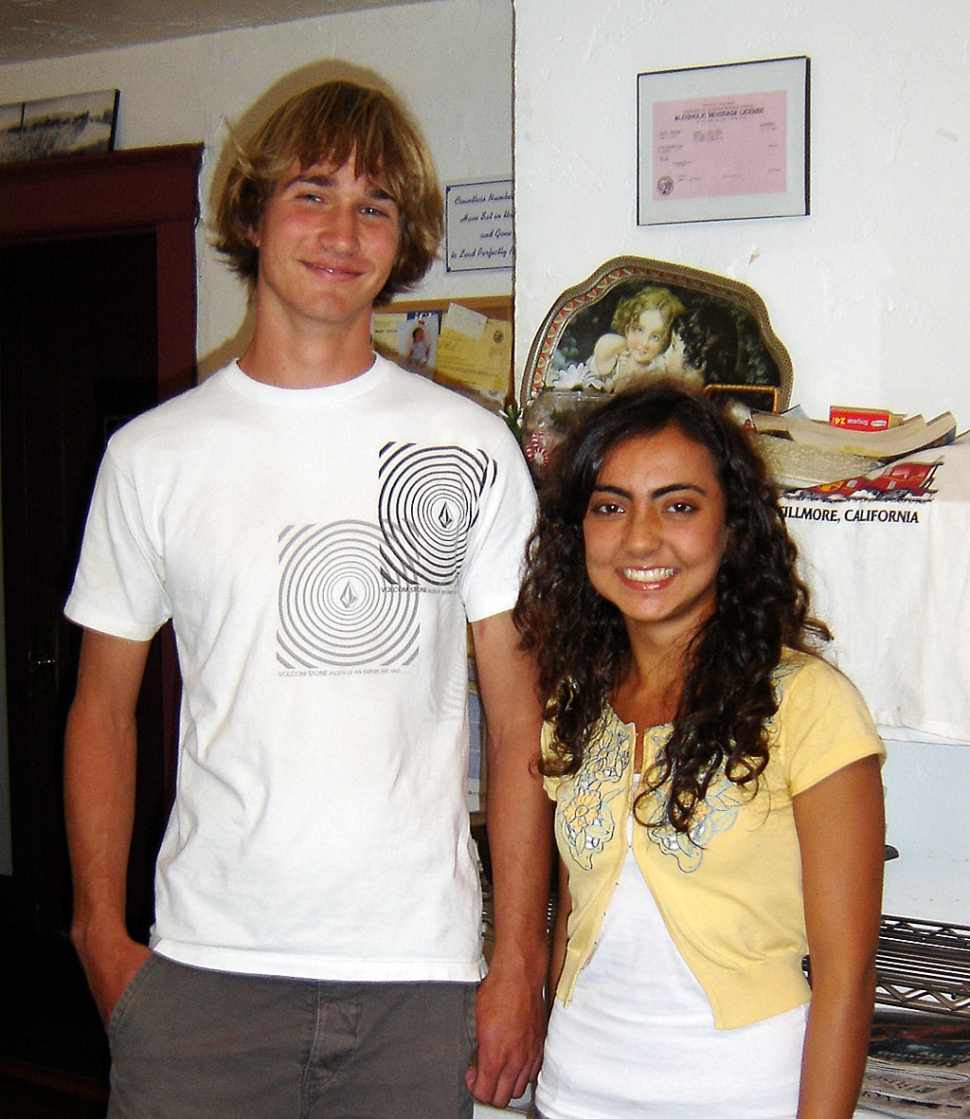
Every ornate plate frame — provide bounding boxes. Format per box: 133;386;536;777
519;255;793;414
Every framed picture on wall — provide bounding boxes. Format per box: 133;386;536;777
0;89;120;164
637;56;809;225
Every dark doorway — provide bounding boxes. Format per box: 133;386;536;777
0;145;200;1101
0;232;166;939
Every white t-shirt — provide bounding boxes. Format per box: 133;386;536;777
65;357;537;983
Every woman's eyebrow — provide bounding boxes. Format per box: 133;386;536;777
651;482;706;499
590;481;707;500
589;483;633;500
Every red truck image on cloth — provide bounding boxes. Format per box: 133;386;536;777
806;460;941;501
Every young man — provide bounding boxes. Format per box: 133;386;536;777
64;79;550;1118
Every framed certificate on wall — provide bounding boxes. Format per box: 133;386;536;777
637;56;810;225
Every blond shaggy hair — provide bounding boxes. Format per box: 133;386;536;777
214;80;444;304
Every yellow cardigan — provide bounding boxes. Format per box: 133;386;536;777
544;651;885;1029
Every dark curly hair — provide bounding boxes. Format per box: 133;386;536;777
677;299;739;384
513;383;830;834
213;80;443;305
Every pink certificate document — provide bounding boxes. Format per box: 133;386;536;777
653;88;787;201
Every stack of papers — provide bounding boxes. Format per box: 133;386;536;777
859;1012;970;1117
750;410;958;488
750;410;957;459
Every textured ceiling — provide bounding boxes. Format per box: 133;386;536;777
0;0;433;66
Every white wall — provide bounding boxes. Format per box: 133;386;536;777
513;0;970;424
0;0;513;375
882;733;970;926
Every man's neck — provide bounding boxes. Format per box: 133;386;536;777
238;307;377;389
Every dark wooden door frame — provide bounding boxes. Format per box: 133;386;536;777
0;143;202;399
0;143;202;827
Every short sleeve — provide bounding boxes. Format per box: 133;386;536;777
458;423;537;623
540;721;564;802
64;439;172;641
774;655;886;796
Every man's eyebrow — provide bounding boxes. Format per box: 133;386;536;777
284;171;337;190
284;172;396;203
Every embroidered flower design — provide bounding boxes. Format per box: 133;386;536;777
558;791;613;866
641;769;743;873
556;720;631;871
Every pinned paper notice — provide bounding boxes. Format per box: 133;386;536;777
434;303;511;399
443;302;488;340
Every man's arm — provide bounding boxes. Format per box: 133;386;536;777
793;755;885;1118
64;627;155;1028
465;609;553;1108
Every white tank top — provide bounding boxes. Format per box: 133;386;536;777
536;785;808;1119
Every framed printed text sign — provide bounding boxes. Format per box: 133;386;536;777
637;56;809;226
444;179;514;273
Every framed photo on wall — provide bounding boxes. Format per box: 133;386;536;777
0;89;120;164
637;56;809;225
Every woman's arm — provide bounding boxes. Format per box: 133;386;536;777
793;754;885;1119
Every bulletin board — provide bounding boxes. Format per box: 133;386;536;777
372;295;514;410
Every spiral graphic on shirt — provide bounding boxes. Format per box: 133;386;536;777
277;521;420;669
378;443;494;586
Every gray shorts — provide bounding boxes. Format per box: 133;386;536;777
107;953;476;1118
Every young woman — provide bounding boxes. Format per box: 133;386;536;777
514;384;885;1119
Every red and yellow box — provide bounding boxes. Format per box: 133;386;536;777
828;406;902;432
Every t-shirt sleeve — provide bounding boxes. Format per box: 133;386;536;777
459;422;537;623
63;440;172;641
540;721;563;802
776;655;886;796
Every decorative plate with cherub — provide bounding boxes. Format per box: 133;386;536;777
519;256;793;478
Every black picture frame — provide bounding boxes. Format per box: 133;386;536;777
637;56;810;226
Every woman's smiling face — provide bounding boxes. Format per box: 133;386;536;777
582;425;728;649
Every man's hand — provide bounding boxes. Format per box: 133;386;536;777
466;959;546;1107
64;629;155;1030
73;918;151;1029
